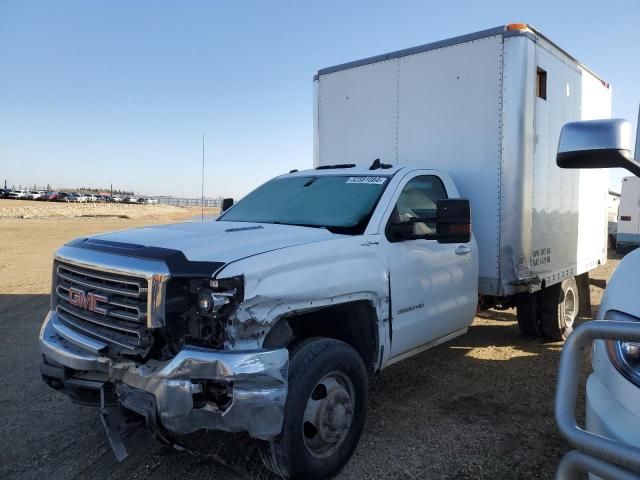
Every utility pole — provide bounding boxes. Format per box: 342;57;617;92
201;133;205;222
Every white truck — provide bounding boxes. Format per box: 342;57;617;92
552;117;640;478
616;176;640;253
39;24;610;479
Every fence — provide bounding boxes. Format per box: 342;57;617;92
156;196;223;208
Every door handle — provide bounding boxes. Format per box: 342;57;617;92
455;245;471;255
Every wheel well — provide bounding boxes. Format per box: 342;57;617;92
263;300;380;374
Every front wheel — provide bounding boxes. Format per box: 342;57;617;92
259;338;368;480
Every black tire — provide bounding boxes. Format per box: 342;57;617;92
259;337;368;480
516;292;542;337
539;277;579;341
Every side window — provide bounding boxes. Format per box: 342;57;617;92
387;175;448;238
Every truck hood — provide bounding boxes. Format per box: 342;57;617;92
89;220;341;264
599;248;640;320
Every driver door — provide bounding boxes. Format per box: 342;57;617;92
384;174;477;360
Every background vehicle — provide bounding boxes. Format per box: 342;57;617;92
38;25;611;479
608;190;620;250
554;117;640;478
8;189;30;199
126;196;139;203
44;192;60;201
616;176;640;253
111;195;123;202
0;188;11;198
63;192;84;203
27;190;47;200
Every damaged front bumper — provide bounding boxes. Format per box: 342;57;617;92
39;311;289;440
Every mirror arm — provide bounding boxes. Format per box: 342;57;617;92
624;159;640;178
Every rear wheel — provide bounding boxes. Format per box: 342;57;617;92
259;338;368;479
539;277;579;340
516;292;542;337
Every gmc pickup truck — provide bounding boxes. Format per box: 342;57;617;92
39;25;611;479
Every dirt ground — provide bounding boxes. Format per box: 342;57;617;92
0;214;619;479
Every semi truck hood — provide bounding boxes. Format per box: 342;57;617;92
86;220;341;265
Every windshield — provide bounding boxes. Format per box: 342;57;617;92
219;175;390;234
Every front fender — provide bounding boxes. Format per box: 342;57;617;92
216;235;390;352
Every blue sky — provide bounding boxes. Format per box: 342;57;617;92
0;0;638;197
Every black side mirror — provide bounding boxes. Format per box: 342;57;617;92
435;199;471;244
387;199;471;243
387;222;415;240
221;198;234;212
556;119;640;177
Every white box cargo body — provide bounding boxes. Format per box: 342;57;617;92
617;176;640;250
314;25;611;297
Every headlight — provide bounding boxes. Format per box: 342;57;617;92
197;289;233;313
605;310;640;386
192;276;244;317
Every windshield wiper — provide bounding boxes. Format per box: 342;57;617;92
268;221;327;230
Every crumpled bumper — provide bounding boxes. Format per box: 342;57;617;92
39;311;289;440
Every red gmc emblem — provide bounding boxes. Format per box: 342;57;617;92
68;287;108;315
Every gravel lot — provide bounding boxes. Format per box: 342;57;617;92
0;214;619;479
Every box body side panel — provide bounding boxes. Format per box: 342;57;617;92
499;36;536;295
315;61;398;167
316;35;504;293
502;38;610;293
315;31;611;296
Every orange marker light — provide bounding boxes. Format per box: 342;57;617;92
506;23;529;31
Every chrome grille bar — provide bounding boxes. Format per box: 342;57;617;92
57;265;146;298
54;261;152;355
56;308;139;351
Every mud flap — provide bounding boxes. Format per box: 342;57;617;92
576;272;592;318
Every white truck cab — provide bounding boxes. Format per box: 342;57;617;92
554;116;640;478
39;25;612;479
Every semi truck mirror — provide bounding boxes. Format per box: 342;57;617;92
435;199;471;244
556;119;640;177
221;198;234;212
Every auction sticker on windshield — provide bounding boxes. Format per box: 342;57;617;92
346;177;386;185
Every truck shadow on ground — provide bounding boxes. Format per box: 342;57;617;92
0;294;588;480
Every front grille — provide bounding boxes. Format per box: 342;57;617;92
54;262;153;355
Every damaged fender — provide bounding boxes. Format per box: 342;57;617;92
215;235;391;366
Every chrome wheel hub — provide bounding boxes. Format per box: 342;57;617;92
563;287;578;328
302;371;354;458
